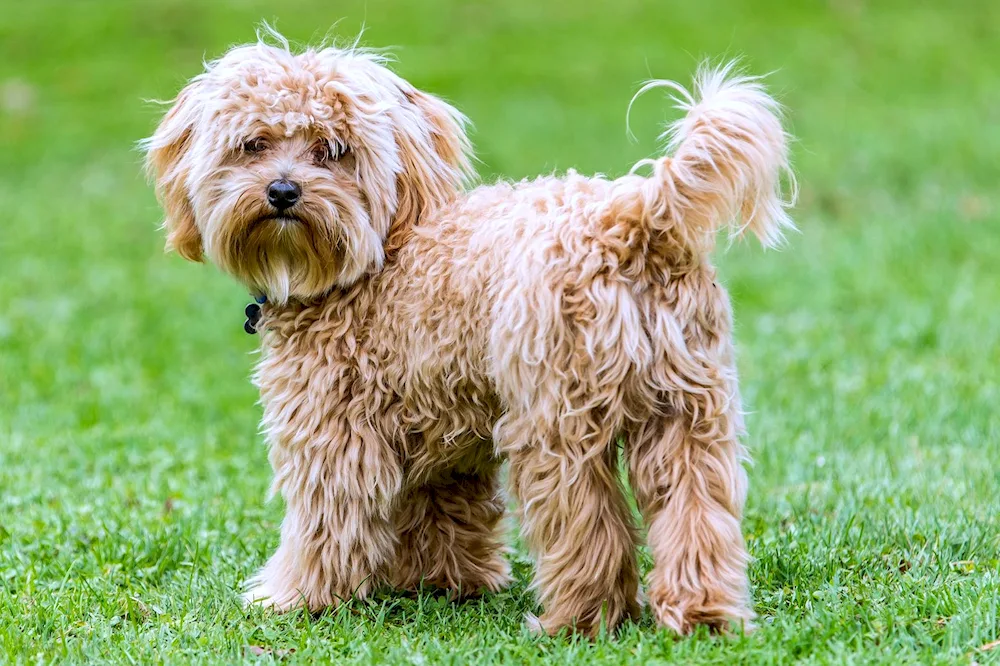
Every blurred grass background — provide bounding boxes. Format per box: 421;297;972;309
1;1;999;664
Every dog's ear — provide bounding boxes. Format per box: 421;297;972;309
391;87;473;230
144;83;204;262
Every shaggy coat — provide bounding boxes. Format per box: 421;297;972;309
144;34;794;637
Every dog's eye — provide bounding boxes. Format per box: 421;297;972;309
243;137;269;154
312;140;331;163
313;139;350;164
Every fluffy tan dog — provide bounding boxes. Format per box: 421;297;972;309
144;32;793;637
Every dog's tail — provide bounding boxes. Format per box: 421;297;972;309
625;62;795;250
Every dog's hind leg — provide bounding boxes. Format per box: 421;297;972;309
626;382;753;635
389;463;512;597
502;408;641;637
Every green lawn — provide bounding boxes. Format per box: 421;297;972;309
2;1;999;663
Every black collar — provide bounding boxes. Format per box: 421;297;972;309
244;294;267;334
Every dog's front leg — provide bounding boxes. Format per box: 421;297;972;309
244;437;402;613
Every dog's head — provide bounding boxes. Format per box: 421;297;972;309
143;32;472;303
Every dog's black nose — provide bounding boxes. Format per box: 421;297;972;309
267;179;301;211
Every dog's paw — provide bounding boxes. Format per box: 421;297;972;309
392;551;513;598
648;587;754;636
242;578;312;613
524;612;546;635
522;612;603;639
470;553;514;595
523;598;640;639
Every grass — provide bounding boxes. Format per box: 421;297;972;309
1;0;999;663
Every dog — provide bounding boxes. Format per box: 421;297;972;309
143;30;793;637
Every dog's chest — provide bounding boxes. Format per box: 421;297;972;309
256;306;502;486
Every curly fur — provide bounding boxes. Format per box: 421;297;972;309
144;32;794;637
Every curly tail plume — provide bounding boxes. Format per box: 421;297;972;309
629;61;796;249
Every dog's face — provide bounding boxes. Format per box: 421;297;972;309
144;39;471;302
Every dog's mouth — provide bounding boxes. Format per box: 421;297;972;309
251;213;305;229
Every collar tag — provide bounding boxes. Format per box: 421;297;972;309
244;294;266;334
